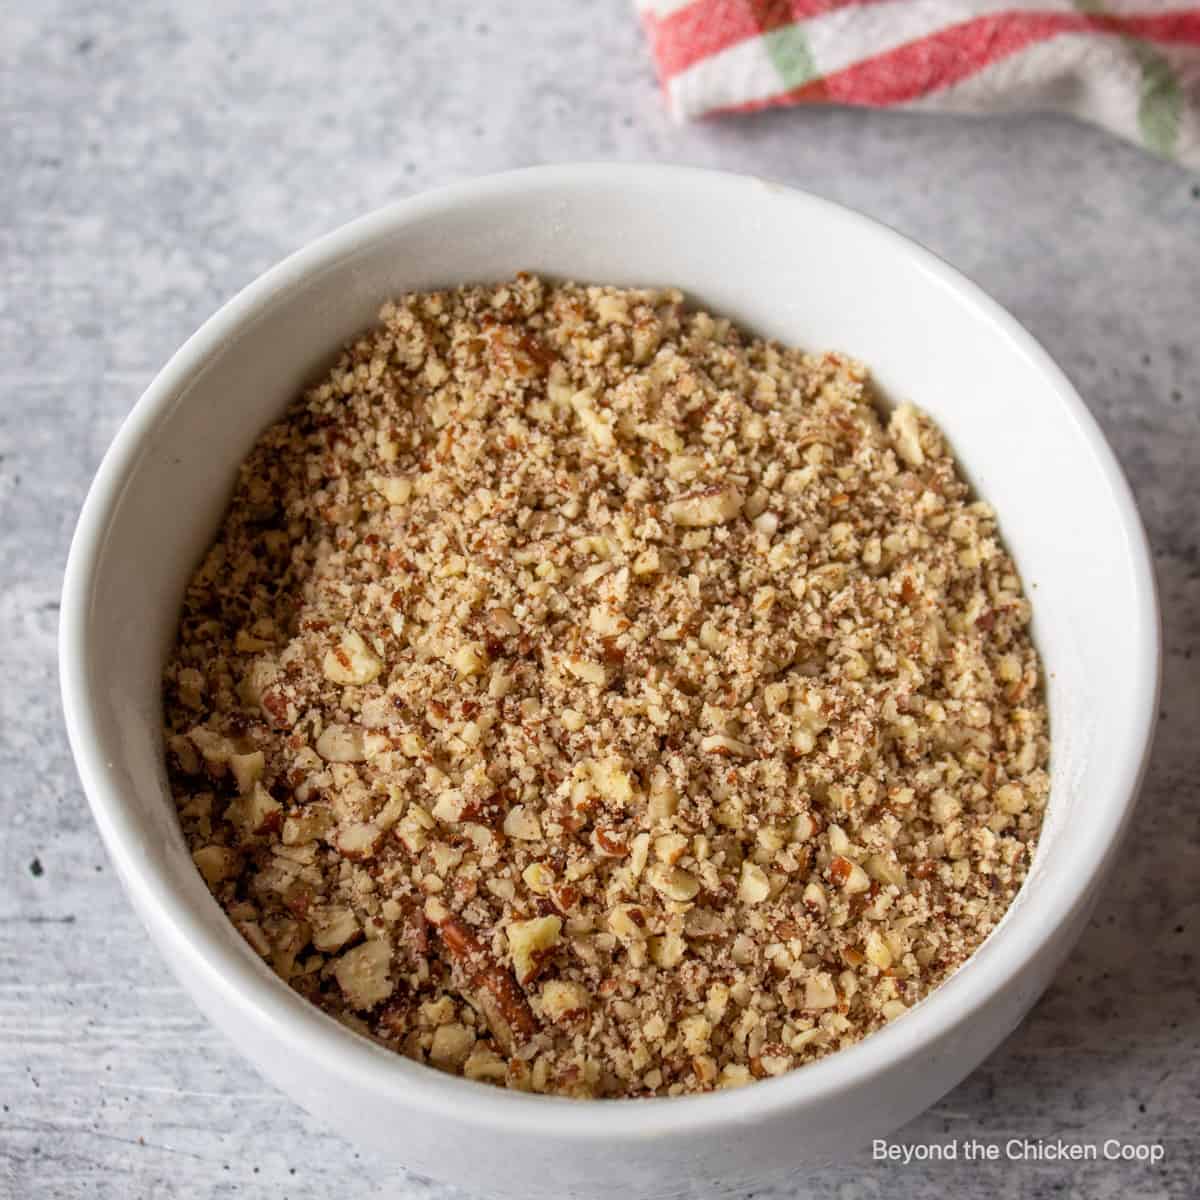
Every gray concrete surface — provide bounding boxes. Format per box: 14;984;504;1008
2;1;1197;1197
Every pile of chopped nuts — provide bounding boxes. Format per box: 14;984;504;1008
164;275;1049;1098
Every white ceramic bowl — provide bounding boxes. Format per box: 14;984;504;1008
61;164;1159;1199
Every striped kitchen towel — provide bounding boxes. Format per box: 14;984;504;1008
636;1;1200;167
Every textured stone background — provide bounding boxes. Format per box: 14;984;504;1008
2;2;1197;1197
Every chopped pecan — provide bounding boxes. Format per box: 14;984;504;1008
427;907;536;1041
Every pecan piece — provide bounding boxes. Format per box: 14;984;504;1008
426;903;536;1041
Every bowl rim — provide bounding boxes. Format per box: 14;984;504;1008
60;162;1161;1142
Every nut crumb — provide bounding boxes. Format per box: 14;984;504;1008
165;276;1049;1099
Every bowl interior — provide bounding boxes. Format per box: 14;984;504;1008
63;166;1157;1134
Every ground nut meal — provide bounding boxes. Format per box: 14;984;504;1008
164;274;1049;1098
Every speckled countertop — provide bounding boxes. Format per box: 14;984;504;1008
2;2;1197;1198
